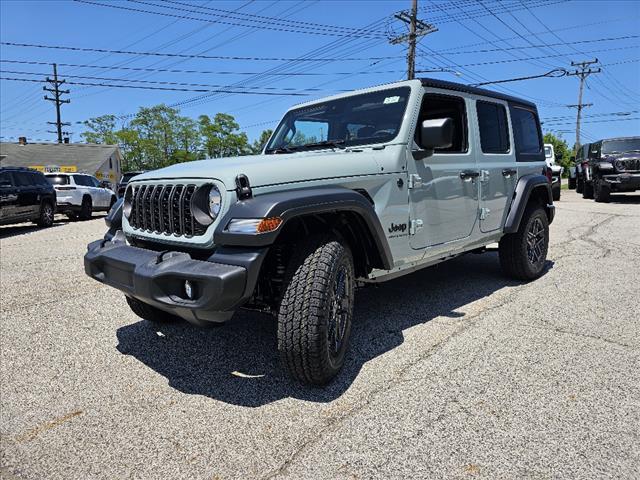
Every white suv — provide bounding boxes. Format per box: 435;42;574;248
46;173;116;220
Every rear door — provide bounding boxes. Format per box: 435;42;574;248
474;99;517;233
0;171;19;223
13;171;40;217
409;91;479;249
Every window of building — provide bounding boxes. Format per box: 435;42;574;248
415;93;468;153
476;101;510;154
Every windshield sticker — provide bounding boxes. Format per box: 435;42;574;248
384;96;401;104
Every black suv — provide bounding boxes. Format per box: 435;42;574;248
0;167;57;227
116;171;144;198
582;136;640;202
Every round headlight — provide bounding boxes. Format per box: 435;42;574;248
123;185;133;219
208;185;222;219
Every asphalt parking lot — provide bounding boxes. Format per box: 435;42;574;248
1;189;639;480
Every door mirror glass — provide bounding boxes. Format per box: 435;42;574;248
418;118;454;152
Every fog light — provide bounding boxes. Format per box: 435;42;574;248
184;280;195;300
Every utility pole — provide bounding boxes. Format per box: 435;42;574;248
389;0;437;80
566;59;601;151
43;63;70;144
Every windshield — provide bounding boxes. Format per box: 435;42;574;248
121;172;141;182
266;87;411;153
544;145;552;158
45;175;69;185
602;138;640;154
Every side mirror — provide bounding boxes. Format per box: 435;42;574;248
99;180;110;189
418;118;454;152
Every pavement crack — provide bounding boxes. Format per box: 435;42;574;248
518;322;632;349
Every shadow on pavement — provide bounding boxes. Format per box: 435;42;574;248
607;194;640;205
116;253;551;407
0;222;64;240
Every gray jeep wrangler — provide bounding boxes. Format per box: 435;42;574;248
85;78;554;385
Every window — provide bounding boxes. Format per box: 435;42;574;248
73;175;91;186
476;101;510;153
416;93;468;153
0;171;13;187
46;175;69;185
511;106;542;158
32;172;48;185
109;157;113;169
266;87;411;153
602;138;640;154
13;172;33;187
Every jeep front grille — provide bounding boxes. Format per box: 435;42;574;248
616;158;640;172
128;184;208;237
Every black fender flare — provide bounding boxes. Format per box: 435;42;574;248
504;174;554;234
214;186;393;270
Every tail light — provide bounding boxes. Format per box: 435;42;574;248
56;186;76;190
543;166;552;183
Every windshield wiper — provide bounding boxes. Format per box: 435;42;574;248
265;145;297;154
298;139;346;150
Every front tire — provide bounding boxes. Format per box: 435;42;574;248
277;235;355;386
499;205;549;281
36;201;54;227
576;177;584;194
582;181;594;199
552;184;561;201
125;296;180;323
568;176;576;190
594;177;611;203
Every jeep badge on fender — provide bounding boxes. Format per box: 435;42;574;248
85;78;554;386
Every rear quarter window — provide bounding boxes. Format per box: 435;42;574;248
46;175;70;185
510;105;543;161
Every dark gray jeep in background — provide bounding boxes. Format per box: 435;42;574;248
582;136;640;202
85;78;554;385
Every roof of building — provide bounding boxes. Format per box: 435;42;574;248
419;78;537;109
0;142;120;173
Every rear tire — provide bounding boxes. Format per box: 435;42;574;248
552;184;561;201
576;178;584;194
594;177;611;203
125;296;180;323
568;176;576;190
79;197;93;220
582;181;594;199
499;205;549;281
36;201;54;227
277;235;355;386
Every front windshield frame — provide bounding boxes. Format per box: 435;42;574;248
602;138;640;154
265;86;412;154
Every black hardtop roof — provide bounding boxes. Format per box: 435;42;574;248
0;166;45;173
420;78;537;109
593;136;640;144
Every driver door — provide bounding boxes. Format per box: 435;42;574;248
409;91;479;250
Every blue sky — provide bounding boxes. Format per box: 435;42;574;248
1;0;638;146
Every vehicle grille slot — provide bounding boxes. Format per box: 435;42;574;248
128;183;210;238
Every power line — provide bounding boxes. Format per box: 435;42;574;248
73;0;387;38
0;41;402;62
0;70;346;92
1;77;314;95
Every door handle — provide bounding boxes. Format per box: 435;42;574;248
502;168;517;177
459;170;480;181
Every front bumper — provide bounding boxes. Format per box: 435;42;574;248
602;172;640;190
84;236;251;323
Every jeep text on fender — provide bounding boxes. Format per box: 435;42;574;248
85;78;554;385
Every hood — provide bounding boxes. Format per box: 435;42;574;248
131;149;384;190
601;151;640;161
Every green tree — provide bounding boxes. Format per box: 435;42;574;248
199;113;250;158
543;132;572;176
81;115;119;144
251;129;273;154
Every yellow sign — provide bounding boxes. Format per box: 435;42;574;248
29;165;77;173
